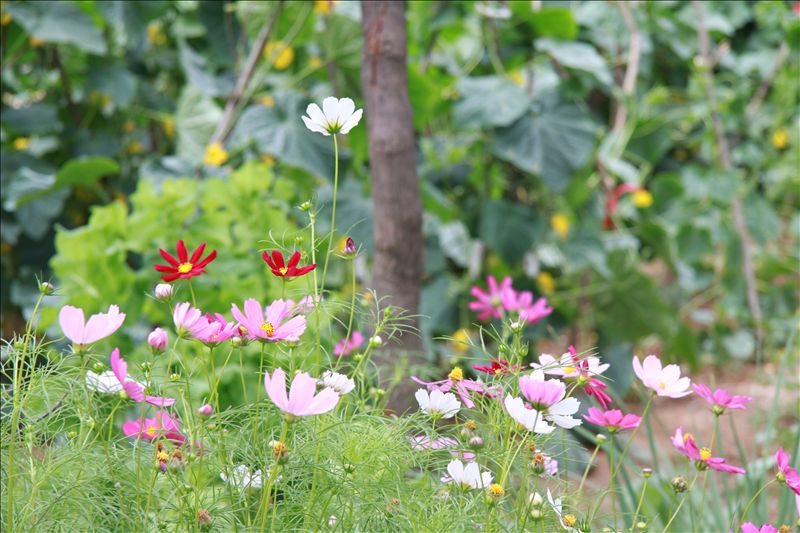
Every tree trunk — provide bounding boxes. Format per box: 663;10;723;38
361;1;424;413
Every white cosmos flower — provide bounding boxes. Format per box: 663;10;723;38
443;459;493;490
319;371;355;395
301;96;363;136
504;395;555;434
85;370;146;394
415;389;461;419
547;488;578;532
221;465;264;489
531;352;609;379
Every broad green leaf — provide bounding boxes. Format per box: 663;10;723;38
179;43;234;98
6;1;106;54
175;86;223;164
490;95;597;192
537;38;612;86
479;199;539;264
509;5;578;40
86;60;138;107
56;157;120;188
454;76;530;129
2;103;61;135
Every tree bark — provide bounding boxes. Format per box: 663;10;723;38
361;1;424;413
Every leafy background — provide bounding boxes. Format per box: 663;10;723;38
1;0;798;399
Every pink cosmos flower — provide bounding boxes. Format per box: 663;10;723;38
122;410;184;444
692;383;752;413
333;331;364;357
633;355;692;398
58;305;125;348
147;327;168;352
190;313;238;346
671;427;745;474
532;346;613;408
110;348;175;407
775;448;800;496
231;299;307;342
740;524;778;533
508;290;553;324
583;407;641;432
468;275;516;321
173;302;204;335
518;371;582;428
412;367;487;409
264;368;339;417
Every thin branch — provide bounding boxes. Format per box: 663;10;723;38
611;0;641;137
692;0;764;348
209;1;283;145
745;42;789;120
52;48;81;125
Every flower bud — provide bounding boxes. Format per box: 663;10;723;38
140;361;153;373
92;362;106;373
529;508;543;520
596;433;607;444
270;440;289;462
712;404;725;416
197;404;213;417
641;468;652;478
148;327;167;353
509;321;523;332
636;521;647;530
197;509;212;529
294;235;304;245
39;281;55;295
169;373;181;382
369;387;386;398
529;492;544;507
299;200;312;211
671;475;688;493
353;352;364;362
519;342;529;357
154;283;173;300
369;335;383;347
327;515;337;528
343;462;356;474
231;335;243;347
169;449;186;471
343;237;356;256
469;436;484;448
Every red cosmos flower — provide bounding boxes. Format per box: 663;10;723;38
154;240;217;282
262;250;316;278
473;359;519;375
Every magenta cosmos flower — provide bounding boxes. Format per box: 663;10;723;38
264;368;340;417
633;355;692;398
190;313;238;347
59;305;125;348
518;370;582;429
468;275;516;321
671;427;745;474
333;331;364;357
412;367;487;409
741;524;778;533
231;298;307;342
122;410;184;444
692;383;752;414
532;346;613;408
775;448;800;496
508;290;553;325
110;348;175;407
583;407;641;433
473;359;520;375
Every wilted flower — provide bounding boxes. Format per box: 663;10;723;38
197;509;212;529
530;449;558;476
147;327;168;353
442;459;493;490
333;331;364;357
221;465;263;489
154;240;217;282
301;96;363;136
122;410;184;444
671;427;745;474
154;283;173;300
503;395;555;434
264;368;340;417
319;371;355;395
58;304;126;349
583;407;641;433
633;355;692;398
262;250;316;278
692;383;752;414
231;299;307;343
518;371;582;429
671;475;689;493
415;389;461;419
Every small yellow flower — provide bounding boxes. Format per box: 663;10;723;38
632;189;653;208
260;154;276;166
13;137;30;150
309;56;324;69
314;0;334;15
263;41;294;70
508;70;524;87
147;22;167;46
450;328;471;353
123;120;136;133
162;117;175;139
259;95;275;107
772;127;789;150
563;514;577;528
488;484;505;498
127;140;144;154
536;272;555;295
550;213;570;239
203;142;229;166
2;12;12;26
29;36;45;48
271;440;289;458
464;420;477;431
448;367;463;381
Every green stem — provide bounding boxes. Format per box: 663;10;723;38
738;479;776;528
610;434;618;530
187;279;196;307
332;258;357;373
577;442;601;498
259;418;290;529
630;476;649;533
319;134;339;296
253;343;266;442
661;473;699;533
698;414;721;529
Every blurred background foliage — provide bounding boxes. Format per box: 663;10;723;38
1;0;798;401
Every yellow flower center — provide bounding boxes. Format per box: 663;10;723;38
632;190;654;208
683;433;694;443
778;525;791;533
279;267;289;275
563;514;577;527
156;451;170;462
145;425;159;437
563;366;576;375
488;483;504;497
700;448;712;461
260;322;275;337
448;367;463;381
550;213;570;239
659;382;666;390
494;368;503;374
464;420;477;431
177;262;193;274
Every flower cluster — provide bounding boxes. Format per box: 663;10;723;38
468;275;552;324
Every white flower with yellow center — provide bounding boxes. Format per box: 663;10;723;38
319;371;355;395
415;389;461;419
301;97;363;136
443;459;493;490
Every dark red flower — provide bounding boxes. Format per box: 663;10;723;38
262;250;316;278
154;240;217;282
473;359;519;375
603;183;639;230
